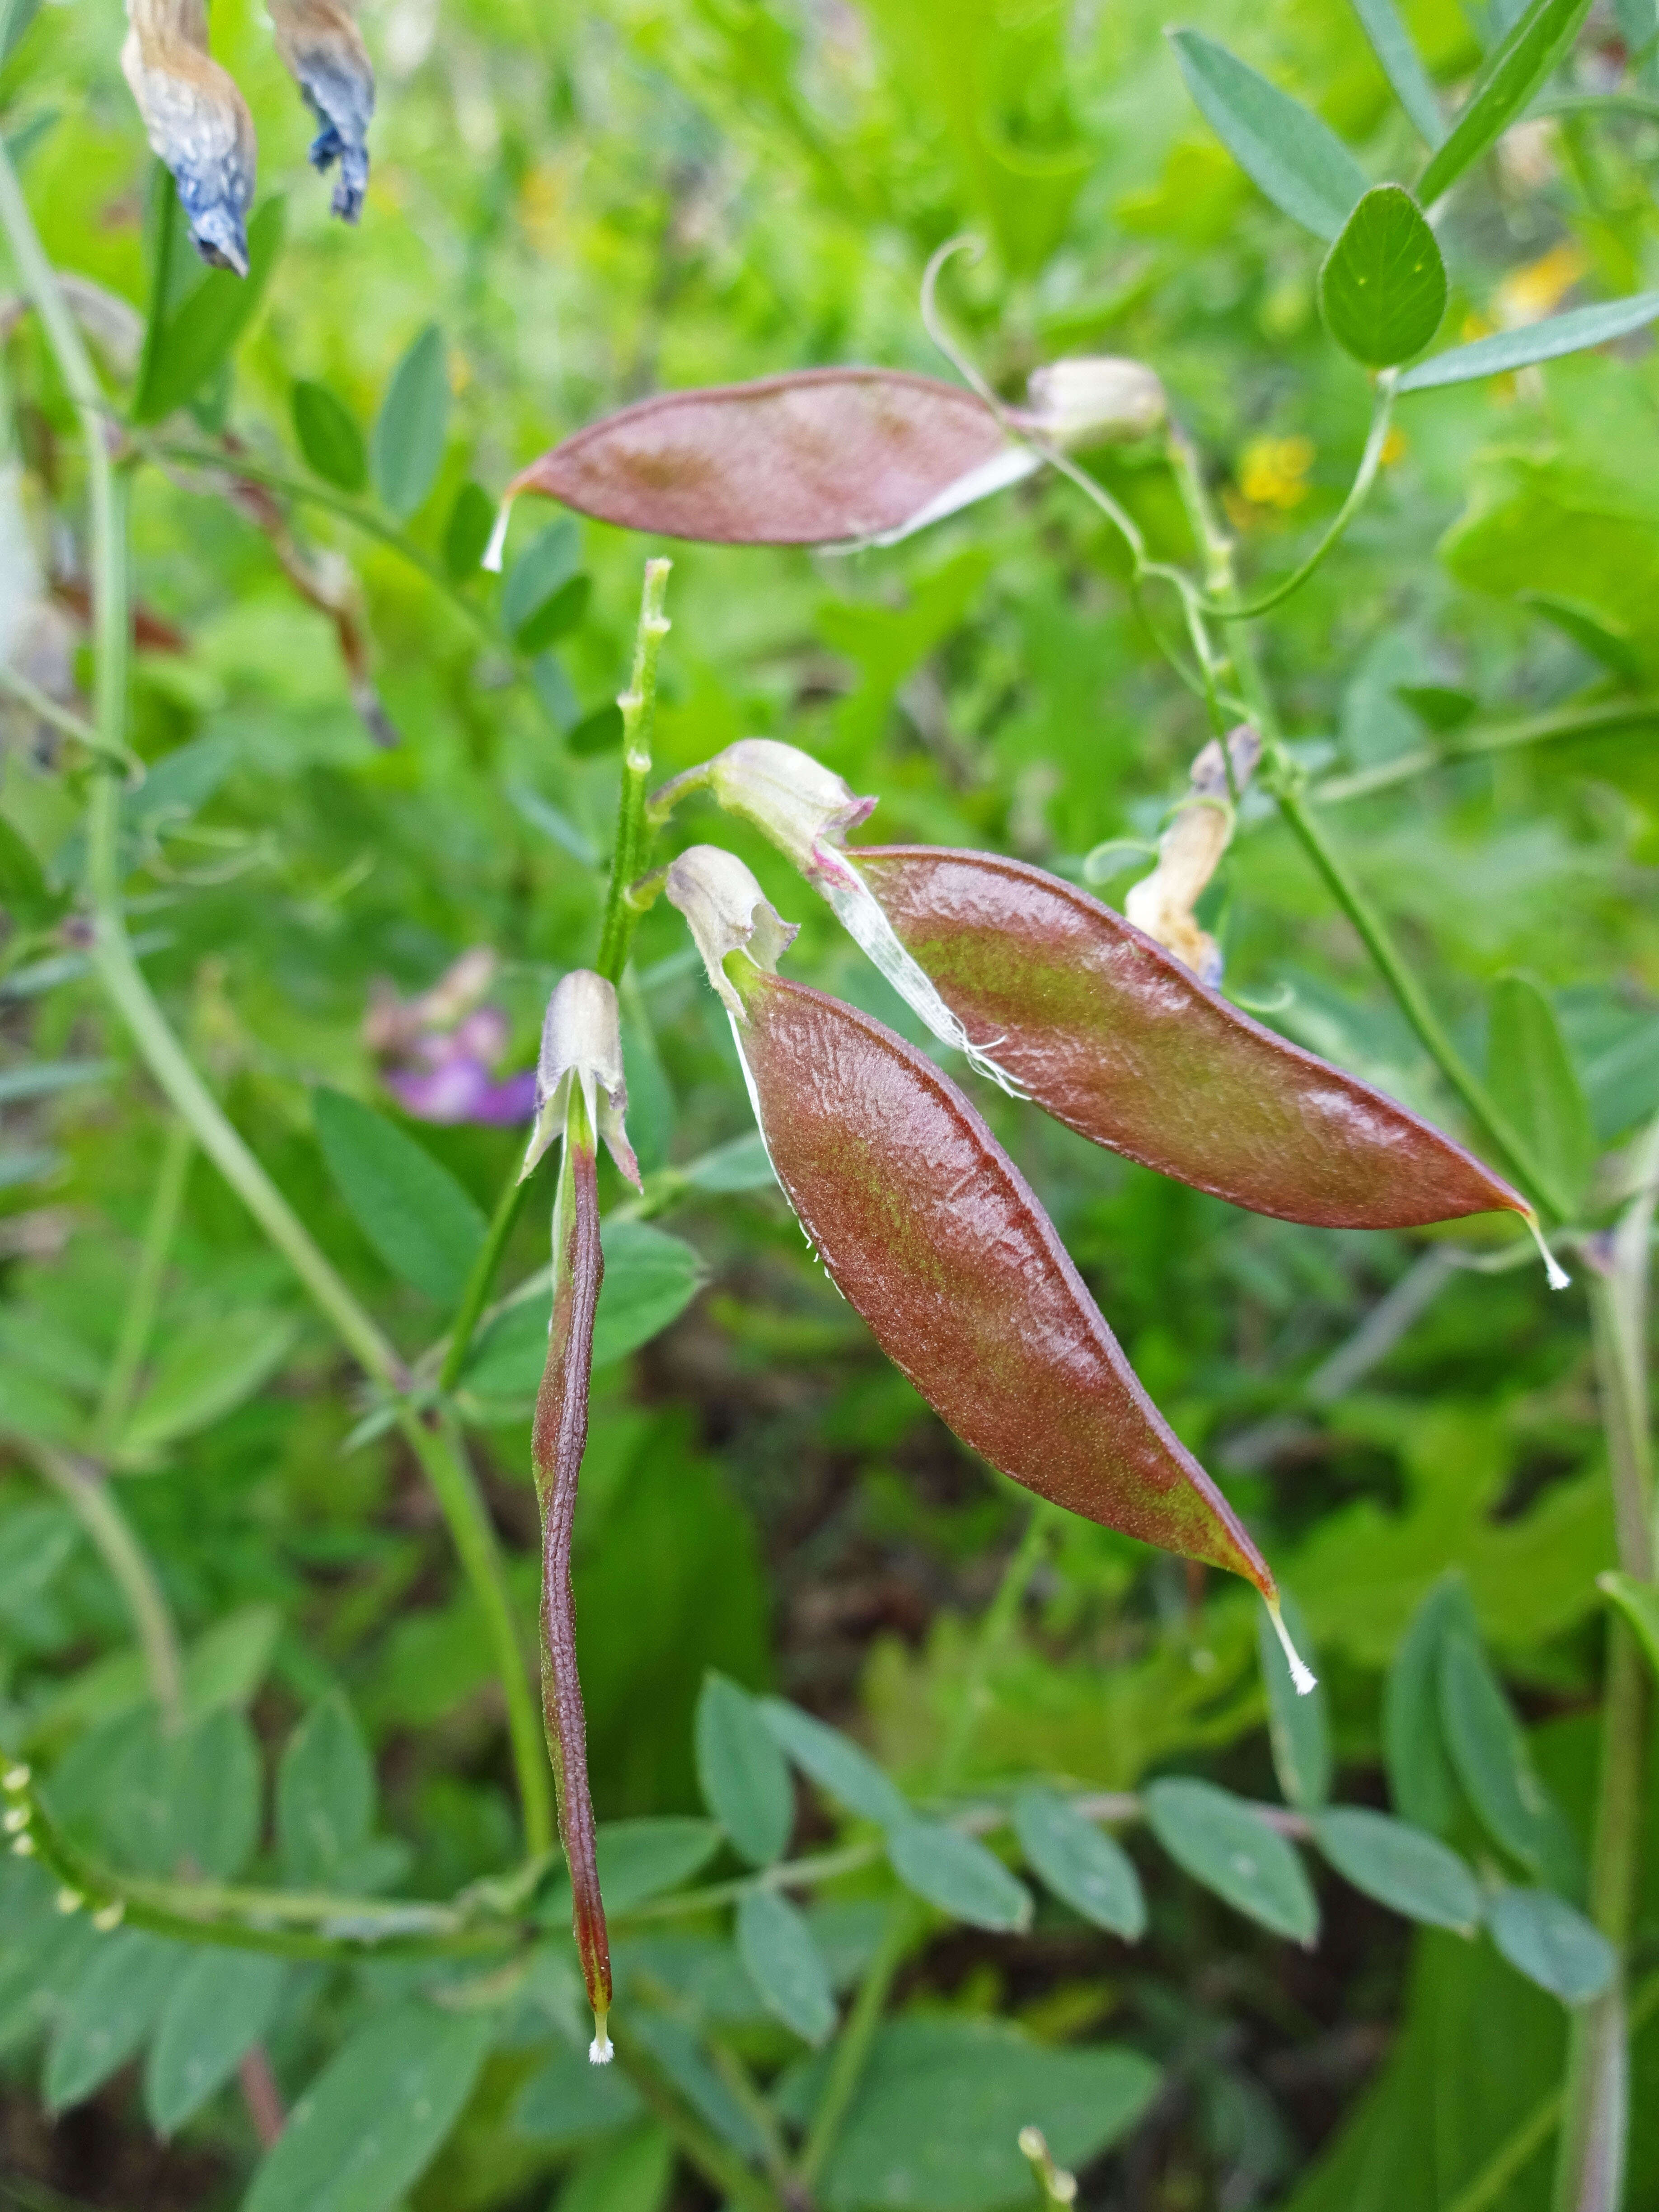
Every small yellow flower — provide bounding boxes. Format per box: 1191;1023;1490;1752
1237;434;1315;511
1495;242;1587;328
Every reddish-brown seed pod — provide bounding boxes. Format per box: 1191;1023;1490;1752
492;370;1012;547
851;846;1529;1232
532;1129;612;2062
728;961;1276;1601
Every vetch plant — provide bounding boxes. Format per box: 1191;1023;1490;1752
1;0;1657;2207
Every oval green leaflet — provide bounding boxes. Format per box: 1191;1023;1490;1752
1319;184;1446;368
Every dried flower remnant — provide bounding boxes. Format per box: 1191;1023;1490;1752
1123;725;1261;986
672;737;1531;1237
268;0;375;223
662;846;1314;1688
122;0;257;276
1022;357;1167;446
653;741;1017;1089
525;972;642;2063
364;949;535;1126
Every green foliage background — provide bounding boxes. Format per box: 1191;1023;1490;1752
2;0;1658;2203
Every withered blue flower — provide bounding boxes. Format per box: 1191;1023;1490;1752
122;0;256;275
269;0;375;225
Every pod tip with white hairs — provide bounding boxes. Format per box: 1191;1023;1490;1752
1524;1211;1571;1291
1266;1596;1318;1697
589;2014;613;2065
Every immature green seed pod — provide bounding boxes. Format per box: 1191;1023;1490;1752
525;970;642;2063
662;847;1313;1689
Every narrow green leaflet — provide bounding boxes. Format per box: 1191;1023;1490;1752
515;2043;645;2150
1143;1779;1319;1943
117;1309;299;1461
183;1603;281;1718
1437;1634;1547;1870
695;1672;795;1865
760;1697;912;1829
568;702;624;756
169;1707;262;1878
242;2001;492;2212
556;2126;674;2212
1487;973;1595;1217
314;1088;486;1304
0;815;66;928
1599;1570;1659;1682
1319;186;1446;368
737;1886;837;2042
1258;1590;1331;1809
1348;0;1443;143
461;1223;704;1402
1520;592;1642;685
813;2017;1160;2212
592;1222;705;1368
370;323;450;519
101;1707;261;1878
1487;1888;1615;2004
44;1931;184;2111
1312;1808;1481;1933
593;1818;722;1912
1385;1576;1476;1833
1401;292;1659;392
0;0;42;64
1167;29;1368;241
630;2014;769;2160
145;1952;288;2135
132;199;285;424
0;1502;77;1610
1012;1789;1146;1939
291;380;367;492
0;1059;113;1105
1418;0;1595;205
443;482;497;581
502;518;581;643
887;1818;1033;1933
685;1133;777;1193
277;1691;375;1887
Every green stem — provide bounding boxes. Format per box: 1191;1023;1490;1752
1314;698;1659;806
438;1169;532;1393
1270;777;1563;1215
595;559;673;984
141;439;494;640
4;1770;521;1959
400;1406;553;1856
611;2025;785;2212
133;161;178;422
0;661;132;766
0;142;551;1856
440;560;676;1393
1447;1973;1659;2212
797;1896;919;2192
20;1441;184;1730
1553;1131;1659;2212
95;1116;193;1450
934;1502;1057;1791
1198;379;1398;622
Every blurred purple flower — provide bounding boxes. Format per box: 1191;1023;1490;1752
366;951;535;1128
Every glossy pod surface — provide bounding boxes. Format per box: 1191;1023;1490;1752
854;847;1527;1231
501;369;1007;545
732;963;1274;1596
